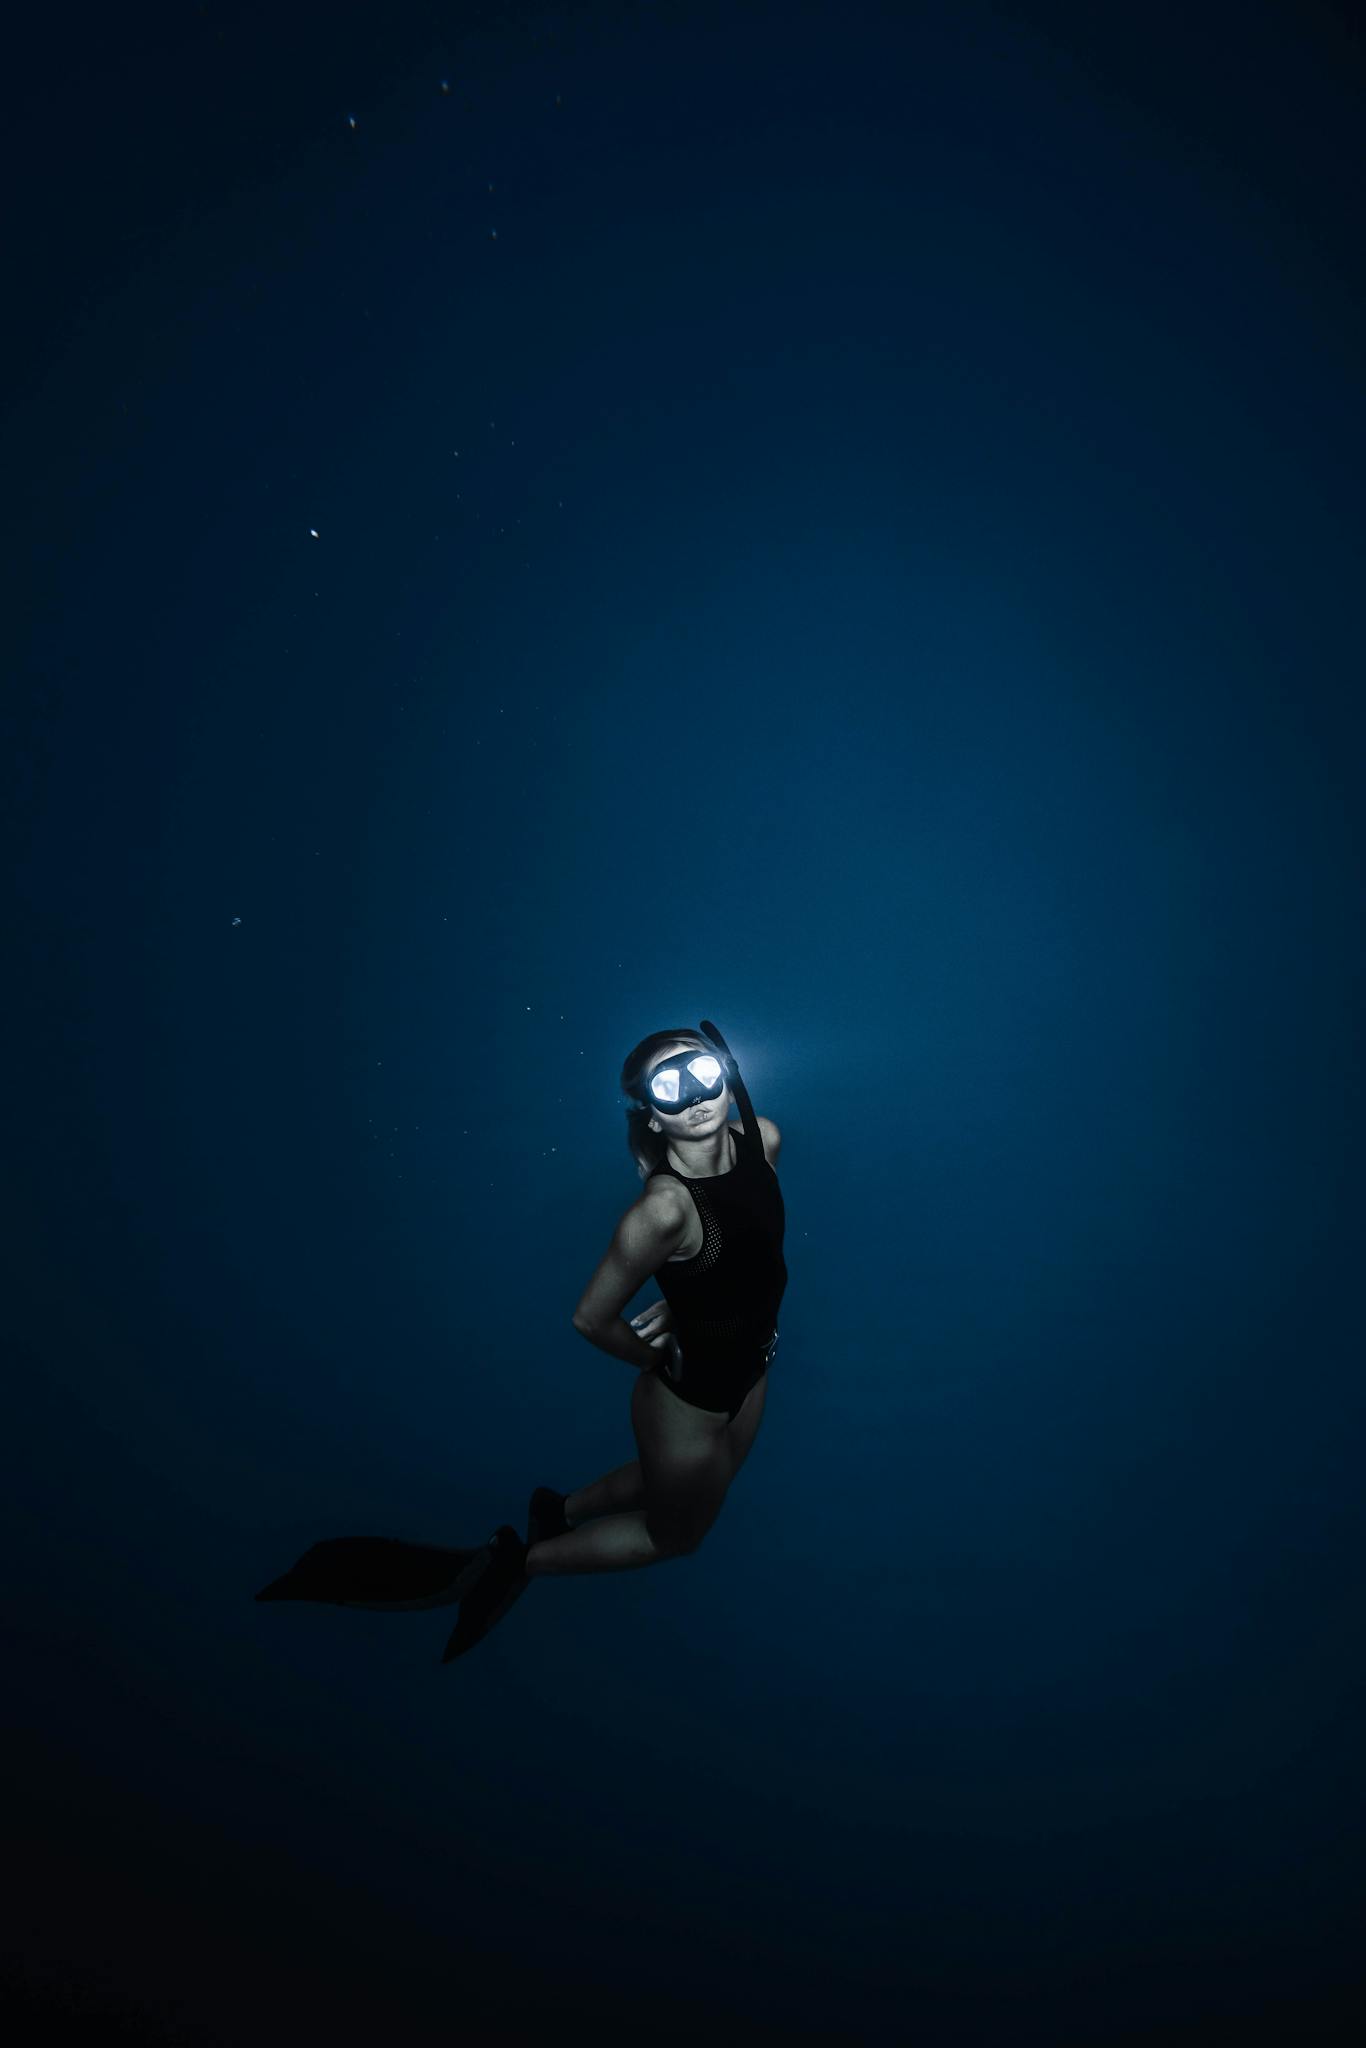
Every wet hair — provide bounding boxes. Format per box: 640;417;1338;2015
619;1028;719;1181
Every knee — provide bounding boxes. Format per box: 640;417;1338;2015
645;1508;705;1558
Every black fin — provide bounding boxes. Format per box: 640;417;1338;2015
255;1536;484;1611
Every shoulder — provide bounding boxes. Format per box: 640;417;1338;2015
748;1115;781;1165
617;1177;690;1258
641;1172;689;1222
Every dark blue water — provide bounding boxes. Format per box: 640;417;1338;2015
5;3;1363;2041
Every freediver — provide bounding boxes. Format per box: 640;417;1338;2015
255;1019;787;1663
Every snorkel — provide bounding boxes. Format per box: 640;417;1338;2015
696;1019;758;1151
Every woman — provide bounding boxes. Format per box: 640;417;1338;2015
444;1019;787;1657
256;1021;786;1663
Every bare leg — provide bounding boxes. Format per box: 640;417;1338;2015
526;1512;681;1576
529;1367;734;1576
525;1459;663;1575
564;1459;645;1527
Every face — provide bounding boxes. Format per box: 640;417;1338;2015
645;1041;731;1134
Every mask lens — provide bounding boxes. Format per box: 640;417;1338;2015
647;1052;722;1108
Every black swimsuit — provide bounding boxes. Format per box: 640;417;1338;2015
647;1117;788;1419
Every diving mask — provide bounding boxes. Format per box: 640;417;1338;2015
642;1050;726;1117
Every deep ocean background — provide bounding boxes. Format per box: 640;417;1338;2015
5;2;1364;2041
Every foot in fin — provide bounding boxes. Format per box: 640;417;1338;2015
442;1527;530;1661
255;1536;486;1611
527;1486;571;1547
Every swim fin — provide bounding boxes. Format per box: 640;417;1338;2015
527;1486;571;1546
442;1526;531;1661
255;1536;487;1611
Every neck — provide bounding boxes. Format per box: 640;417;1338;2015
664;1123;735;1178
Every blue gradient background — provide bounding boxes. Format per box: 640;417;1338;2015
5;2;1363;2042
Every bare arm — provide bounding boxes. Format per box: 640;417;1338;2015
572;1187;687;1372
573;1316;667;1373
757;1114;781;1166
